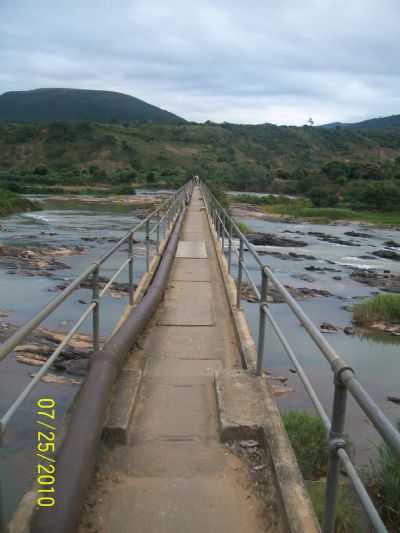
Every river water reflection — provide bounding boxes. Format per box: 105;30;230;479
0;195;399;520
234;215;400;466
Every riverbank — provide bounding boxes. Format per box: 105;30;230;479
232;199;400;228
43;193;161;208
0;189;40;217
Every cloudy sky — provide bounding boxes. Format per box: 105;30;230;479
1;1;399;125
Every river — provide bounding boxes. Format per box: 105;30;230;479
0;194;399;521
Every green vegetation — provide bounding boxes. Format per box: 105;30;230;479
308;482;361;533
0;188;39;216
367;424;400;531
237;221;251;234
283;411;361;531
0;88;184;123
0;121;400;191
283;410;328;479
325;114;400;130
232;194;400;225
353;294;400;325
1;119;400;222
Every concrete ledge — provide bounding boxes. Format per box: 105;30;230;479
215;369;267;442
204;201;321;533
215;369;320;533
103;369;143;445
204;208;256;370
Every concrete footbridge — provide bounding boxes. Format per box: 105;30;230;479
3;181;400;533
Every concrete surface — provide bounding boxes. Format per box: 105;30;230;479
215;369;271;442
103;369;142;444
79;187;270;532
157;281;215;326
176;240;208;258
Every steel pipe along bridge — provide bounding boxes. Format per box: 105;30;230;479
1;180;399;533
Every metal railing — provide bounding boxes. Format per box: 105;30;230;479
201;181;400;533
0;181;192;526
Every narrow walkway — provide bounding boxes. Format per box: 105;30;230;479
79;188;267;532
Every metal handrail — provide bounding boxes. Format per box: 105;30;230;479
201;180;400;533
0;181;192;437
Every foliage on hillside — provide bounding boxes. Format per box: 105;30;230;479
322;113;400;130
1;121;400;212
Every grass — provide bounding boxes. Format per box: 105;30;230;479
353;293;400;325
283;410;361;531
308;482;362;533
264;203;400;225
366;426;400;531
237;221;252;234
282;410;328;480
0;188;39;216
232;195;400;225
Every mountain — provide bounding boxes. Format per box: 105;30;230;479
0;88;185;124
321;114;400;130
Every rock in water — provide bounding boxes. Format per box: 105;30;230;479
372;250;400;261
320;322;339;333
246;232;308;247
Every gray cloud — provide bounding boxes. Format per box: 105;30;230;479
1;0;400;124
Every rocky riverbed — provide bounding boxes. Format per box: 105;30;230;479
233;211;400;465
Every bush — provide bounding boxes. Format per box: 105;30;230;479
353;293;400;325
308;482;361;533
111;184;136;195
33;165;48;176
308;184;339;207
206;181;229;209
367;423;400;530
344;180;400;211
282;410;328;479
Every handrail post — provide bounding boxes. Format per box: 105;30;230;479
256;268;268;375
228;220;232;273
145;219;150;272
156;211;160;252
128;232;134;306
166;208;170;234
92;266;100;351
324;373;348;533
212;203;216;230
236;236;244;309
221;212;225;254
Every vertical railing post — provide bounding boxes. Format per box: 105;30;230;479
236;236;244;309
212;203;216;230
0;473;5;533
92;266;100;351
167;208;171;234
324;373;348;533
145;219;150;272
221;212;225;254
156;211;160;252
228;220;232;273
256;268;268;376
128;232;134;306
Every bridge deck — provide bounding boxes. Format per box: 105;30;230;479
79;188;269;532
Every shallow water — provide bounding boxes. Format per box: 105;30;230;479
232;215;400;465
0;196;399;520
0;197;154;521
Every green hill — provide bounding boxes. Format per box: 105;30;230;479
1;121;400;197
0;88;185;124
321;114;400;130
